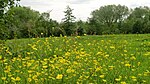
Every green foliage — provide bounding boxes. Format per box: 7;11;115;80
5;7;40;38
90;5;129;34
62;5;76;36
0;0;20;19
1;3;150;40
0;0;20;39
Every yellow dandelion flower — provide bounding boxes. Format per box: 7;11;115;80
142;80;146;83
1;77;6;80
115;78;121;81
28;70;33;73
131;76;137;81
130;56;136;60
110;46;115;49
15;77;21;81
56;74;63;79
96;66;102;72
0;55;2;60
66;69;74;73
28;78;32;82
102;79;107;82
132;78;137;81
43;65;48;69
109;66;115;70
124;50;127;52
77;36;80;38
131;76;136;79
138;62;141;66
125;63;131;67
99;75;105;78
121;81;126;84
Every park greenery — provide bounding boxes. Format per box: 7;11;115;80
0;1;150;84
0;34;150;84
0;0;150;40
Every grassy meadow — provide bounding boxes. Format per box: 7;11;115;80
0;34;150;84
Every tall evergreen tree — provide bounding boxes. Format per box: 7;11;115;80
62;5;76;36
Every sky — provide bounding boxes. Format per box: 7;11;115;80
19;0;150;22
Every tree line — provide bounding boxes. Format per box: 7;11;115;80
0;0;150;40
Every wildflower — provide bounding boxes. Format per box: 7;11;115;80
56;74;63;79
0;55;2;60
125;63;131;67
96;66;102;72
84;34;87;36
77;36;80;38
121;81;126;84
99;75;105;78
64;36;67;38
142;80;146;83
66;69;75;73
138;62;140;66
28;70;34;73
109;66;115;70
131;76;137;81
1;77;6;80
43;65;48;69
130;56;136;60
28;78;32;82
102;79;107;82
124;50;127;52
115;78;121;81
15;77;21;81
11;77;16;81
110;46;115;49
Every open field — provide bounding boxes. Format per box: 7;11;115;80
0;34;150;84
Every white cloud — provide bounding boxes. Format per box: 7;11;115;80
20;0;150;22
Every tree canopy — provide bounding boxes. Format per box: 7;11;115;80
0;2;150;40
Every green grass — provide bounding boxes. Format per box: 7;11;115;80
0;34;150;84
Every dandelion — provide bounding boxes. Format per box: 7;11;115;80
130;56;136;60
142;80;146;83
43;65;48;69
138;62;140;66
28;78;32;82
56;74;63;79
102;79;107;82
66;69;75;73
1;77;6;81
11;77;15;81
28;70;34;73
121;81;126;84
99;75;105;78
131;76;137;81
41;32;43;35
115;78;121;81
95;66;102;72
110;46;115;49
15;77;21;81
124;50;127;52
0;55;2;60
77;36;80;38
84;34;87;36
108;66;115;70
125;63;131;67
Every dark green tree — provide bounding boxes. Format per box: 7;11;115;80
0;0;20;39
90;4;129;34
62;5;76;36
128;6;150;34
6;7;40;38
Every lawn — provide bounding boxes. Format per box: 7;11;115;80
0;34;150;84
